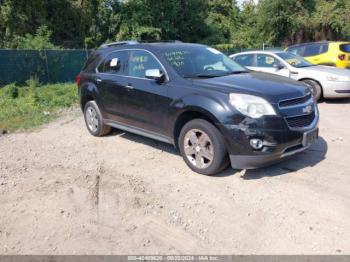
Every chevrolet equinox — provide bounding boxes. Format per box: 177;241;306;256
77;41;319;175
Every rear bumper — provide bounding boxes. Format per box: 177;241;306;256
322;80;350;98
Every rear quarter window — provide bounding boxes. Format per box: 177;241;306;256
304;44;322;57
340;44;350;53
303;43;328;57
82;53;98;71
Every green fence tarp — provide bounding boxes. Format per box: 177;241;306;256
0;46;283;87
0;49;90;86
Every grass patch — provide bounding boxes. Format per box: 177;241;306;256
0;81;78;132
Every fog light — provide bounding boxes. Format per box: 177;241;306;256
250;138;264;150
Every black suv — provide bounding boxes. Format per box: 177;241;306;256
77;41;319;175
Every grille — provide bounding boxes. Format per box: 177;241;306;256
286;111;315;128
279;93;312;107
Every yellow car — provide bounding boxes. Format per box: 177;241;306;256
286;41;350;69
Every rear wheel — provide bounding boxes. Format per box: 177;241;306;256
179;119;229;176
302;79;322;101
84;101;111;137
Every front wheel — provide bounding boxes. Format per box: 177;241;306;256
179;119;229;176
302;79;322;101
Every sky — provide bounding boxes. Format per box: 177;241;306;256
237;0;259;8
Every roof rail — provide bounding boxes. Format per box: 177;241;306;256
138;40;183;43
99;41;139;49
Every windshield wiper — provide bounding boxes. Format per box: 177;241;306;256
297;65;315;68
183;74;221;79
184;71;248;79
224;70;248;75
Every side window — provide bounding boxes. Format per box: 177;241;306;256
320;43;329;54
256;54;282;68
234;54;254;67
98;51;128;74
288;47;304;56
128;50;162;78
304;44;322;57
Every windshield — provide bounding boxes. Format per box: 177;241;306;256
161;45;247;78
277;52;314;68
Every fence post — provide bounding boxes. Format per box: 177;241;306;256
44;49;51;83
85;43;89;60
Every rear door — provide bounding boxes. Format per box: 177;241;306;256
303;43;329;65
96;50;129;121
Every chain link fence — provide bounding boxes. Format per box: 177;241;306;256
0;46;283;87
215;46;283;56
0;49;91;86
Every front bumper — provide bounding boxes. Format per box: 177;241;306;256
222;107;319;170
322;80;350;98
229;139;313;169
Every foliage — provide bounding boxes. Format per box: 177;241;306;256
9;26;59;50
116;0;209;42
231;1;262;48
0;82;77;131
0;0;350;49
203;0;240;44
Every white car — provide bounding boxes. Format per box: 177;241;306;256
230;51;350;100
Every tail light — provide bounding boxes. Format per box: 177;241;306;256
338;54;346;61
76;74;81;87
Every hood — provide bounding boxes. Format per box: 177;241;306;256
192;72;308;104
301;65;350;77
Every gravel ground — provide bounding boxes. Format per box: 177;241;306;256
0;99;350;255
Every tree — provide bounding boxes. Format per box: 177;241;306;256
0;0;47;47
310;0;350;41
116;0;209;42
255;0;312;46
10;25;59;49
204;0;240;44
0;0;83;48
231;0;261;48
1;0;350;49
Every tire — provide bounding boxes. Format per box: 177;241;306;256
302;79;322;101
179;119;229;176
84;101;111;137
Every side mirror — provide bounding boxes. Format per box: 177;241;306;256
145;69;165;83
274;64;285;70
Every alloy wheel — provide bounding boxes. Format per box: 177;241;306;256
86;106;99;133
183;129;214;169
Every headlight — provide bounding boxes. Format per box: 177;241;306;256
229;94;276;118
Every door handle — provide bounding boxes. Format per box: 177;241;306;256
95;77;102;83
125;84;134;90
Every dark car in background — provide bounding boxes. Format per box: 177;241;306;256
77;41;319;175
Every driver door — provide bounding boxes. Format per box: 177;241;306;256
119;49;171;135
